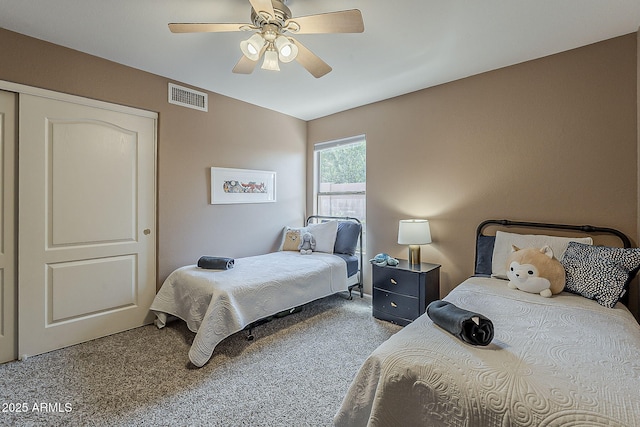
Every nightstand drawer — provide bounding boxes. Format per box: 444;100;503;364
373;266;420;297
373;288;419;320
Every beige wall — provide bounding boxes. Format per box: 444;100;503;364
2;28;637;315
308;34;638;315
0;29;307;286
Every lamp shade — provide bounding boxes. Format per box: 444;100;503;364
398;219;432;245
275;35;298;63
261;47;280;71
240;33;265;61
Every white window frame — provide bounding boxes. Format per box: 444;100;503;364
313;134;366;220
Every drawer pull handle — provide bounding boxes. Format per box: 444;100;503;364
391;302;398;308
390;279;397;285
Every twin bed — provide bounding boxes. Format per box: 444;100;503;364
150;215;362;368
151;217;640;425
335;219;640;426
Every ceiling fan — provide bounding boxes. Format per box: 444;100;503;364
168;0;364;78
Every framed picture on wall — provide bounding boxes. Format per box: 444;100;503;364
210;167;276;204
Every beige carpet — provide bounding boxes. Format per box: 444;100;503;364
0;293;401;426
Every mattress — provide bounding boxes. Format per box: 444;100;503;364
335;276;640;426
151;251;348;367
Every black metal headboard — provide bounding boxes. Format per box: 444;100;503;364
474;219;635;305
477;219;631;249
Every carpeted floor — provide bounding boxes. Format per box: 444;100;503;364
0;293;401;426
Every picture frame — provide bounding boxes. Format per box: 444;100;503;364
210;167;276;204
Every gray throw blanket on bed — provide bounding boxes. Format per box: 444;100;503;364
427;300;494;346
197;256;234;270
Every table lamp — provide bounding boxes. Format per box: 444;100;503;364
398;219;432;266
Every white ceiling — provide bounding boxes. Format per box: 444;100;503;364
1;0;639;120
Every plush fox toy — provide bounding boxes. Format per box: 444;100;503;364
506;245;566;297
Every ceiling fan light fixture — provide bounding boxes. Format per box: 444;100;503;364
240;33;265;61
169;0;364;78
275;35;298;63
261;47;280;71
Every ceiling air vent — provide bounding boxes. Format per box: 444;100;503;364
168;83;208;112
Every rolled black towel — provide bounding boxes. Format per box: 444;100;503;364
427;300;494;346
197;256;234;270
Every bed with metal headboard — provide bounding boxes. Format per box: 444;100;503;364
150;215;363;367
474;219;635;305
336;219;640;427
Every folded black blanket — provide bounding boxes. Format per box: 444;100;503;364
426;300;494;346
197;256;234;270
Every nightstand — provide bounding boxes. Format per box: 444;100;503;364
372;260;441;326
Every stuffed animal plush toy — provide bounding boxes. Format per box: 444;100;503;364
298;232;316;255
506;245;566;297
369;253;399;266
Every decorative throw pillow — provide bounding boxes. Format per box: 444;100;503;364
282;228;302;251
491;231;593;279
307;220;338;254
279;226;306;251
334;221;361;256
561;242;640;308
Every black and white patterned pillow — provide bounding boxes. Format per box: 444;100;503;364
561;242;640;308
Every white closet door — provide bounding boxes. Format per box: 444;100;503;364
0;90;16;364
18;94;156;359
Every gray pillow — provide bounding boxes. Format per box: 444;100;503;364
334;221;361;256
561;242;640;308
475;235;495;276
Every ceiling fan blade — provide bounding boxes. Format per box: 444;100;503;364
248;0;275;20
232;55;259;74
169;23;247;33
286;9;364;34
293;39;332;78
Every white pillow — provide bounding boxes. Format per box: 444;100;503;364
491;230;593;279
308;221;338;254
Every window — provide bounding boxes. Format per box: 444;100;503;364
314;135;366;249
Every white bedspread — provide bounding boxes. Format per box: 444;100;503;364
335;277;640;427
151;251;347;367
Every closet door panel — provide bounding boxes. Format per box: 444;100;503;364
18;94;156;359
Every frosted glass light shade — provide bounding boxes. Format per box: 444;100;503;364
275;35;298;63
397;219;432;245
261;48;280;71
240;33;265;61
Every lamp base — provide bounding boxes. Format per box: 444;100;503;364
408;245;421;266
